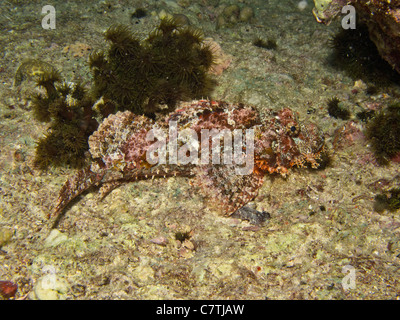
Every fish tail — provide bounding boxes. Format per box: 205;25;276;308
51;167;104;219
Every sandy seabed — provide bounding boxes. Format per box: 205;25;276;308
0;0;399;299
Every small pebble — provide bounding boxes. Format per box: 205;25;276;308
182;239;195;250
216;15;226;29
0;228;13;247
158;9;173;20
32;275;69;300
0;280;18;299
44;229;68;247
298;0;308;11
239;6;254;22
13;149;25;162
150;236;168;246
242;225;260;232
222;4;240;18
173;13;190;25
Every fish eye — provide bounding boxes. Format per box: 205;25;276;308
287;124;299;136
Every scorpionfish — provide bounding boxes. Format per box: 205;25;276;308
52;100;324;220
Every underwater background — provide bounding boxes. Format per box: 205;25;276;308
0;0;399;299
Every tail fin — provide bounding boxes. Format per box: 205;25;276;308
51;167;104;219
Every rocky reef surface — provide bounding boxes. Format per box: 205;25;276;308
313;0;400;74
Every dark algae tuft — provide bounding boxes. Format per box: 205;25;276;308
365;103;400;165
18;18;216;169
90;17;216;117
374;188;400;213
252;37;277;50
175;231;192;242
31;70;98;169
131;8;147;19
327;97;350;120
328;23;399;85
356;110;375;123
